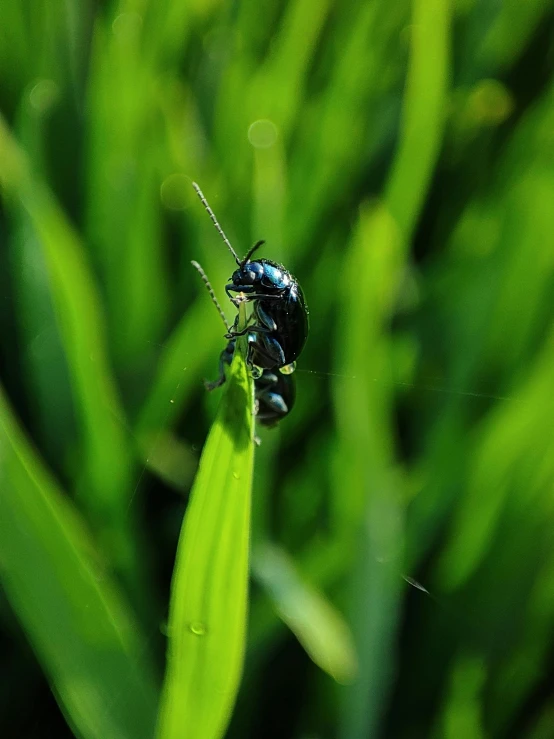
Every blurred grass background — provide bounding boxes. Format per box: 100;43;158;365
1;0;554;737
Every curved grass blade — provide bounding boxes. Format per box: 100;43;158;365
385;0;450;246
157;317;254;739
136;298;223;437
338;0;450;735
0;116;137;582
0;384;159;739
252;542;357;684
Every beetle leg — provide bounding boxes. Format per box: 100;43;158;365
225;284;255;299
255;371;279;388
226;324;272;338
256;389;289;415
205;342;234;390
226;329;285;369
255;303;278;332
226;284;285;302
204;362;226;391
254;333;286;367
241;293;285;302
243;293;285;301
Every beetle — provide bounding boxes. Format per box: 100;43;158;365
192;182;309;372
253;365;296;427
191;260;296;427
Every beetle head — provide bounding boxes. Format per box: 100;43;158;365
233;261;264;285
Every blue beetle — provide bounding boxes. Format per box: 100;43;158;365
191;261;296;427
253;365;296;427
193;183;309;372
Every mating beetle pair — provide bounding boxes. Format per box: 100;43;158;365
192;183;308;426
191;259;296;427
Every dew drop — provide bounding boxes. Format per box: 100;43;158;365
232;471;240;480
188;621;207;636
280;362;296;375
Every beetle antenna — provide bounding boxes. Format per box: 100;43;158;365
242;240;265;265
191;260;231;332
192;182;241;267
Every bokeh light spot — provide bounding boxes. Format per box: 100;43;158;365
248;119;278;149
469;79;514;126
29;80;59;114
112;12;142;40
160;173;191;211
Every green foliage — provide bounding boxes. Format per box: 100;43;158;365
0;385;158;739
157;317;254;739
1;0;554;737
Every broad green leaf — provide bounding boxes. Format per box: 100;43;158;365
0;384;159;739
157;318;254;739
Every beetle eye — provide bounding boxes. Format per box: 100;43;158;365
242;263;262;282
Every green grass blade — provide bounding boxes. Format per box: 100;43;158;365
0;384;159;739
473;0;552;75
435;332;554;591
440;656;487;739
334;204;404;739
85;21;169;367
157;320;254;739
0;117;136;574
252;542;357;684
385;0;450;245
136;298;223;437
